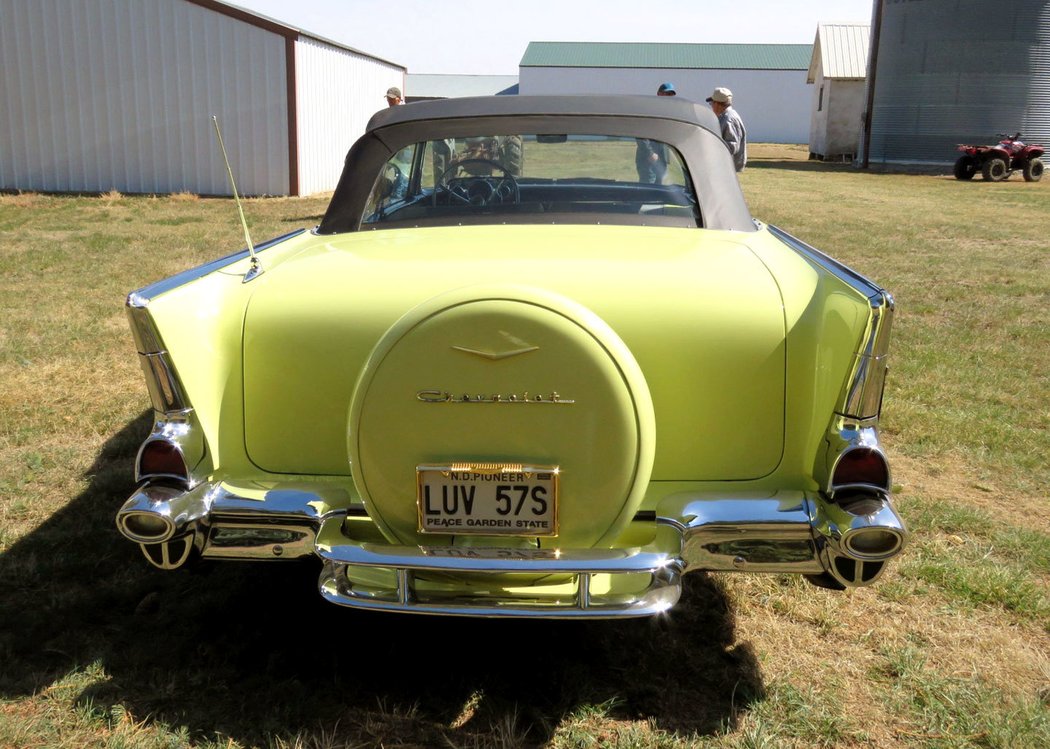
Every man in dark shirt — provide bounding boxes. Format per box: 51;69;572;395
636;83;677;183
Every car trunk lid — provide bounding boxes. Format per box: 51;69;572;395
242;225;785;483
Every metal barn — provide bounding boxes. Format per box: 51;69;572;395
807;23;870;161
519;41;814;143
865;0;1050;166
0;0;405;196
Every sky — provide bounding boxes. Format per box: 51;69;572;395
231;0;876;75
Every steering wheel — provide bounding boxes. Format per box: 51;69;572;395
437;158;519;206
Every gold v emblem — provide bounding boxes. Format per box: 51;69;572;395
451;345;539;361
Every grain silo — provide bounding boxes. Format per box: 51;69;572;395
864;0;1050;166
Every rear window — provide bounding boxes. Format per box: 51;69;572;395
361;134;701;228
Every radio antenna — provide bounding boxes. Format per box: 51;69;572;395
211;115;262;282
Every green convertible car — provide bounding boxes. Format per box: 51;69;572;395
117;95;905;617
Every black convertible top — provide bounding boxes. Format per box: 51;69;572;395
318;95;754;233
366;94;722;132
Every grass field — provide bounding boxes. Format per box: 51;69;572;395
1;145;1048;748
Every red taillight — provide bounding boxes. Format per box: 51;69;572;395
138;440;188;481
832;448;889;490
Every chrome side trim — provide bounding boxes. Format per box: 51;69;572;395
126;304;164;352
767;224;894;421
839;291;894;419
126;229;306;306
138;352;191;415
767;224;884;298
127;304;195;419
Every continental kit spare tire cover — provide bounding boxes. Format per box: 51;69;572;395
348;286;655;548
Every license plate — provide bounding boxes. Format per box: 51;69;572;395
416;463;559;536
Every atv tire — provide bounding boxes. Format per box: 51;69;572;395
1022;157;1044;182
954;155;977;180
982;157;1008;182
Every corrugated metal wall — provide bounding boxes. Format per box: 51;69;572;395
816;24;870;80
0;0;289;195
294;36;404;196
869;0;1050;164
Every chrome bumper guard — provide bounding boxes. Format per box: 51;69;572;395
117;482;907;617
316;519;684;618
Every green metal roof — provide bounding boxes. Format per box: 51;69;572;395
520;41;813;70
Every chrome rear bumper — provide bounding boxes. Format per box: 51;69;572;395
116;482;906;617
316;519;685;618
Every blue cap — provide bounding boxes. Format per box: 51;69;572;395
657;82;677;95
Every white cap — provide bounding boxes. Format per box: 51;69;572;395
705;87;733;104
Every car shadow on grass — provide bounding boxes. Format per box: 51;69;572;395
0;413;766;747
746;157;858;174
282;213;326;224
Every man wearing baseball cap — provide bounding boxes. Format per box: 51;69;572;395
706;87;747;171
636;82;678;182
380;86;409;198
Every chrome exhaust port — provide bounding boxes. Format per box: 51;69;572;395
116;482;213;569
812;493;907;588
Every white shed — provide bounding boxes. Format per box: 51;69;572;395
519;42;814;143
0;0;405;196
807;23;870;161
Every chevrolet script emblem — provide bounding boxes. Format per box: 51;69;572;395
417;390;575;404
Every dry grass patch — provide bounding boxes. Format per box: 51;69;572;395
893;452;1050;529
0;191;47;208
722;569;1049;748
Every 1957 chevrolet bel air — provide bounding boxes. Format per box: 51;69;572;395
116;95;905;617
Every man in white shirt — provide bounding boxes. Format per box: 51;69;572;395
706;87;747;172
